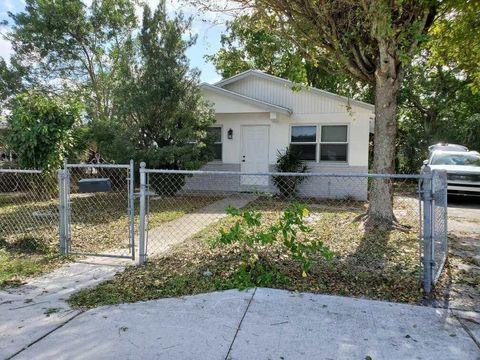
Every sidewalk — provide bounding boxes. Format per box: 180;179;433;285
0;257;130;360
7;288;480;360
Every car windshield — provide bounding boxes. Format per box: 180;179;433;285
431;153;480;166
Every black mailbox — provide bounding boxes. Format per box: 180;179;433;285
78;178;112;193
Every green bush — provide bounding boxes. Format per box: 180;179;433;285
212;204;333;288
7;92;82;172
272;147;308;198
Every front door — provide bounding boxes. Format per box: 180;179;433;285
240;125;269;186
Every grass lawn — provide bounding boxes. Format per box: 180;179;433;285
0;244;68;288
69;196;424;309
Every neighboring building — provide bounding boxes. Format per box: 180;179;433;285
187;70;375;200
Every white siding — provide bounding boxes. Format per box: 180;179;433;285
202;89;271;114
222;76;371;115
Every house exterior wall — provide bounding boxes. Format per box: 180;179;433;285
188;80;373;200
184;112;369;200
211;111;370;168
183;162;368;201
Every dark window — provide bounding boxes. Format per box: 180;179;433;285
321;125;348;142
290;125;317;161
290;144;317;161
207;127;222;160
320;144;348;162
291;126;317;143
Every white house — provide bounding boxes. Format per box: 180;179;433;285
186;70;375;200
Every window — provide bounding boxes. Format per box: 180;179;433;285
207;127;222;161
289;124;348;162
290;125;317;161
320;125;348;162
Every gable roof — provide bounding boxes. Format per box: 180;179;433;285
201;83;292;115
215;69;375;112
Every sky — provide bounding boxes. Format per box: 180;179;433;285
0;0;230;84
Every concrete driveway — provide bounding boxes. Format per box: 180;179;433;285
6;288;480;360
435;196;480;349
438;196;480;312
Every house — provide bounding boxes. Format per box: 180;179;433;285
186;70;375;200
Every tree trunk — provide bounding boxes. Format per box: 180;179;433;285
366;74;400;228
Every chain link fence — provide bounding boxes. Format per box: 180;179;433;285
138;167;441;298
0;169;59;255
1;162;448;295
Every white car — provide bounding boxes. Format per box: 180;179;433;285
428;143;469;153
425;150;480;197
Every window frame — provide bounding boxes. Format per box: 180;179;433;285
207;125;223;162
288;124;350;164
289;124;319;162
319;124;349;164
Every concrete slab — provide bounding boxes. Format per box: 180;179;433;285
453;310;480;347
12;289;253;360
0;259;127;359
229;288;480;360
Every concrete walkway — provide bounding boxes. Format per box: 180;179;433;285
146;195;256;256
0;195;256;359
6;288;480;360
0;257;130;359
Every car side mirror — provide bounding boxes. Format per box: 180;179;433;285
423;160;429;166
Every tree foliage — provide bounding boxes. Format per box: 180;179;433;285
397;54;480;173
428;0;480;93
7;92;82;171
207;13;372;101
7;0;137;121
4;0;215;171
109;3;215;170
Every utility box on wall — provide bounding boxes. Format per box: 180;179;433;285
78;178;112;193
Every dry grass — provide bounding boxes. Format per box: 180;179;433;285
0;191;219;286
69;196;424;308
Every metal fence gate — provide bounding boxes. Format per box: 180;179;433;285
59;162;135;259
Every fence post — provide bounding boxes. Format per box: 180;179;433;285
128;159;135;260
422;166;434;294
58;169;67;255
138;162;147;265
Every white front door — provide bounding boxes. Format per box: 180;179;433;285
240;125;269;186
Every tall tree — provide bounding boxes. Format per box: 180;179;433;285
109;2;215;172
203;0;438;229
6;0;137;121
